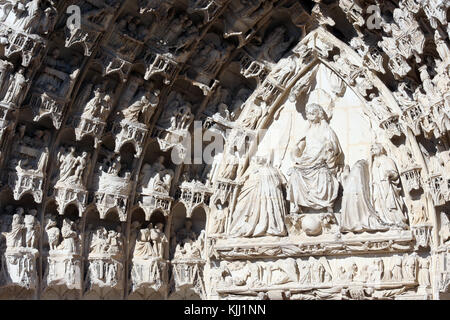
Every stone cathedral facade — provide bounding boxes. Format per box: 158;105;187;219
0;0;448;300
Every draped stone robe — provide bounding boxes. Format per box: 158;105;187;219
287;120;343;211
340;160;389;233
229;162;287;238
371;154;407;228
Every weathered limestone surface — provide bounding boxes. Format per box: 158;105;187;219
0;0;448;300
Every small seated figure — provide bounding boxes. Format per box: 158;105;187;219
138;156;174;195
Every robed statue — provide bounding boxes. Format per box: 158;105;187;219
229;156;287;237
286;103;343;213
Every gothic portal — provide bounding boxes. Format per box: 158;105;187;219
0;0;448;300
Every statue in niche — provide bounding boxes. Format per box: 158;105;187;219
192;40;230;75
81;86;113;121
45;216;60;251
98;152;131;180
169;103;193;131
138;156;174;194
121;88;159;124
172;218;205;260
149;222;167;258
228;155;287;237
40;6;56;34
100;154;122;177
133;226;155;258
157;92;193;131
216;103;232;121
231;88;251;116
370;143;408;229
45;49;70;73
394;81;416;109
55;147;91;188
204;87;230;117
45;216;81;254
428;142;449;175
86;226;124;286
3;68;27;105
60;219;80;254
56;146;77;183
89;227;108;254
418;258;430;287
434;29;450;65
340;160;389;233
258;26;292;62
366;93;395;121
133;222;167;259
286;103;343;213
240;103;263;130
224;0;272;40
410;202;429;225
159;12;191;46
209;203;228;235
73;152;90;184
3;208;40;249
219;145;240;180
394;7;425;61
174;219;197;246
173;230;205;260
5;213;25;248
12;127;50;173
88;226;124;255
107;227;124;254
34;58;70;96
271;55;300;87
117;15;149;41
24;210;39;248
0;59;13;98
128;221;141;259
398;144;419;171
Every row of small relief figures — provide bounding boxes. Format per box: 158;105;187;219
0;209;209;293
0;205;206;274
214;254;431;290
